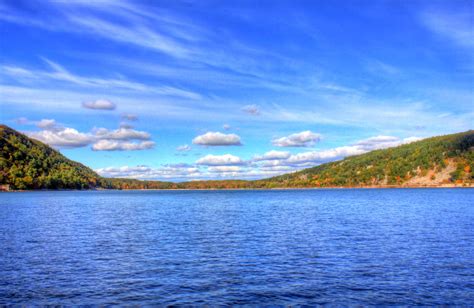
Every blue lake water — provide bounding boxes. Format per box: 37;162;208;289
1;189;473;305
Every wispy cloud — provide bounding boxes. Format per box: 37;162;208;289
421;9;474;49
1;60;202;99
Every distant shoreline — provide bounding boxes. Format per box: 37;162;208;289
2;184;473;192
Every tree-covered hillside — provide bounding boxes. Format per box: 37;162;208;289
0;124;105;189
256;130;474;188
0;125;175;190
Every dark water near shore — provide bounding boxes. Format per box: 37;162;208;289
1;189;473;305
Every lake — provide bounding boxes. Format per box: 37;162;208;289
0;189;473;305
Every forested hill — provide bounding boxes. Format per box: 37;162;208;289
1;124;473;190
0;124;103;189
0;125;174;190
255;130;474;188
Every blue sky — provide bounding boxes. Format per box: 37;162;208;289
0;0;472;181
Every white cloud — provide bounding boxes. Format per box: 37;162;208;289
192;132;242;146
177;144;191;152
93;127;150;140
287;146;366;164
253;150;291;161
272;131;321;147
25;118;155;151
82;99;116;110
2;60;203;99
92;140;155;151
36;119;57;129
223;124;231;130
27;127;94;149
196;154;243;166
242;104;260;115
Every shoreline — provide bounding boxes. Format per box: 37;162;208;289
2;184;473;192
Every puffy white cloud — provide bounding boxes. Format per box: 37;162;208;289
93;127;150;140
26;118;155;151
92;140;155;151
192;132;242;146
272;131;321;147
287;146;366;164
82;99;116;110
27;127;94;149
253;150;291;161
242;104;260;115
176;144;191;152
36;119;57;129
196;154;243;166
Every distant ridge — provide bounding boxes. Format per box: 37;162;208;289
0;124;472;190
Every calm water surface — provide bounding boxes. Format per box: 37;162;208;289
1;189;473;305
